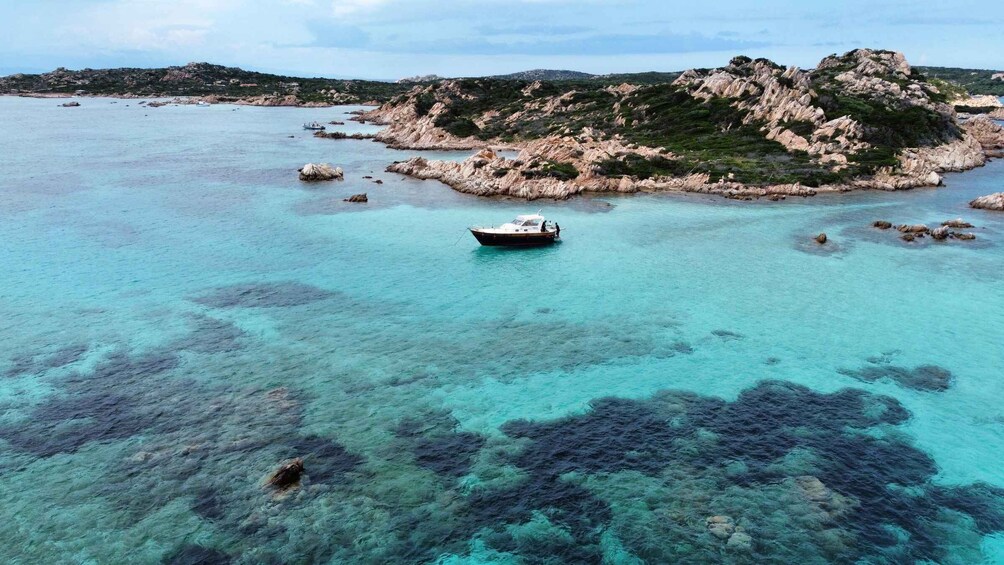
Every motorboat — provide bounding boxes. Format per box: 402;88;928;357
470;213;560;246
196;101;210;107
302;121;326;130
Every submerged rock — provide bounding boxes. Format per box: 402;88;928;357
941;218;974;228
60;101;80;107
970;192;1004;211
344;193;368;203
872;220;892;229
706;515;735;540
267;458;304;490
298;163;343;182
815;233;827;244
727;532;753;551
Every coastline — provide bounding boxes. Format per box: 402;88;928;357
3;92;381;108
360;110;1004;202
351;52;1004;202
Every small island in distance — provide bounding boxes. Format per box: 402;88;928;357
6;49;1003;201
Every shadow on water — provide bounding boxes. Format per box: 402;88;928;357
471;241;564;260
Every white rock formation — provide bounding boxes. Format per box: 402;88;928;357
970;192;1004;211
298;163;343;182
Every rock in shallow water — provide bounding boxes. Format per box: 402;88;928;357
970;192;1004;211
267;458;304;490
727;532;753;551
706;515;735;539
942;218;974;228
298;163;344;181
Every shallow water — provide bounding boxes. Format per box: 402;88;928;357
1;96;1003;564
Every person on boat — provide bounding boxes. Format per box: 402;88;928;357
555;224;560;237
540;220;547;233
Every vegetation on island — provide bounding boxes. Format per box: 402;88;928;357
915;66;1004;96
385;50;977;187
0;62;411;104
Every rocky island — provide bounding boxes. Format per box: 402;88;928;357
361;49;1004;200
0;62;409;106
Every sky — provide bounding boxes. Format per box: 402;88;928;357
1;0;1001;79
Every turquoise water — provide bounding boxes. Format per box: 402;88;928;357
2;96;1004;564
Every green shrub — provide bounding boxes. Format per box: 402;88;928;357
595;155;690;179
415;93;436;116
521;161;579;181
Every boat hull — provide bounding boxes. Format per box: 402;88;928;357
470;229;557;247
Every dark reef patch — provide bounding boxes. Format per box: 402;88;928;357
0;350;181;456
5;343;88;378
671;341;695;354
396;410;486;479
191;281;336;309
711;329;744;341
840;363;954;391
281;434;364;483
452;381;1003;563
162;544;231;565
191;487;226;521
173;314;247;354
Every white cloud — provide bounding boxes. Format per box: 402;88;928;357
330;0;391;17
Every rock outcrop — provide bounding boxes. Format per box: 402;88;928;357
344;193;368;203
970;192;1004;211
313;130;375;140
365;49;996;200
942;218;974;228
953;94;1003;108
298;163;343;182
962;116;1004;153
267;458;304;490
387;143;821;200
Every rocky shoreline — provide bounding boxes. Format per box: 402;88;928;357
361;50;1004;200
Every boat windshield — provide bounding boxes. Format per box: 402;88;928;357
523;220;539;226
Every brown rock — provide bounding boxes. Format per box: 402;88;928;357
872;220;892;229
706;515;735;540
344;193;368;203
897;224;929;234
267;458;304;490
815;233;827;244
931;225;950;240
941;218;974;228
955;232;976;240
901;233;916;242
